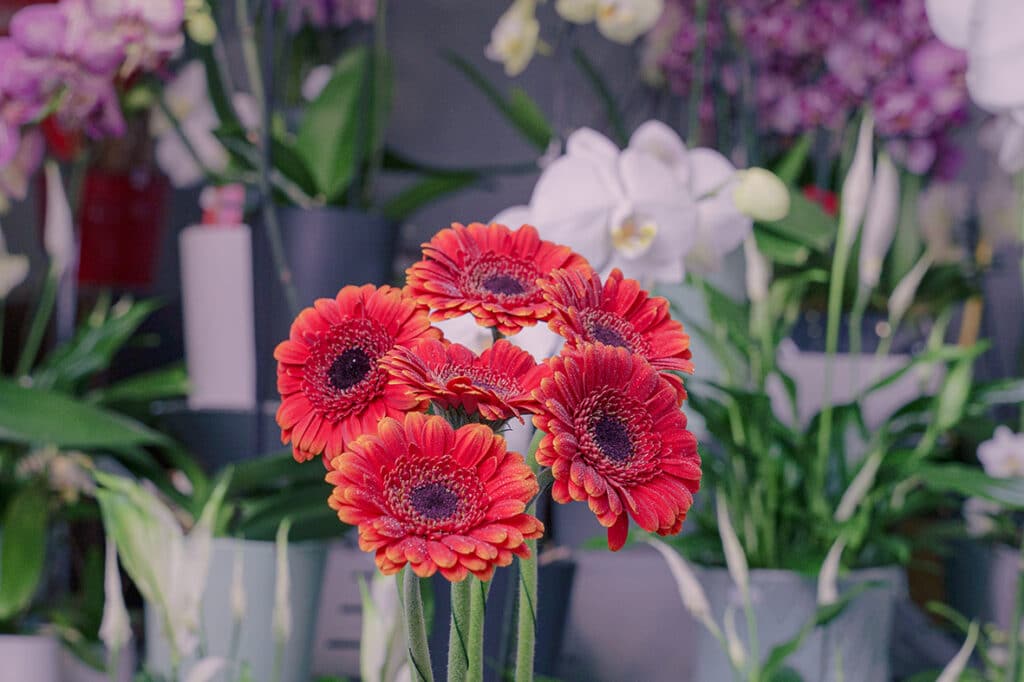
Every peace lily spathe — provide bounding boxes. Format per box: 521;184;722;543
95;472;229;664
43;161;75;278
99;537;132;656
858;152;900;291
838;114;875;250
977;426;1024;479
485;0;540;77
926;0;1024;172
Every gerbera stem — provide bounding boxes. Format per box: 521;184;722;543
402;568;435;682
468;577;489;682
514;543;538;682
447;579;471;682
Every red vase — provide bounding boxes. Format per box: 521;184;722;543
77;167;169;288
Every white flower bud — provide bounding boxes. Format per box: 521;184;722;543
485;1;540;77
816;537;846;606
733;168;791;222
43;161;75;277
99;538;132;654
858;153;901;291
839;114;875;249
716;492;749;601
743;236;771;304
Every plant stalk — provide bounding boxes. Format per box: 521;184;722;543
447;579;471;682
468;577;488;682
402;568;435;682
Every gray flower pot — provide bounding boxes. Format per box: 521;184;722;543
695;566;905;682
945;539;1019;631
254;207;399;401
0;634;60;682
145;537;327;682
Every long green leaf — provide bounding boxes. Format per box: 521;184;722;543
443;51;552;151
88;364;189;405
758;190;836;252
0;377;162;449
296;47;370;202
773;132;813;185
919;464;1024;509
382;172;480;221
754;229;811;266
0;485;49;620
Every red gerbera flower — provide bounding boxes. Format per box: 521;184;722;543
383;338;548;423
405;222;591;335
327;412;544;581
275;284;441;467
531;344;701;551
540;267;694;403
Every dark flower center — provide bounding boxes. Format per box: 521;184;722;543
482;274;527;296
591;414;633;462
409;482;460;520
329;347;372;391
590;324;630;348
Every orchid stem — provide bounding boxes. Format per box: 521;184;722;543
849;287;869;357
687;0;710;147
447;579;471;682
468;577;489;682
15;264;58;377
402;568;435;682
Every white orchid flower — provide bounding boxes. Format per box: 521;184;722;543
0;222;29;299
595;0;664;45
99;537;132;656
555;0;596;24
152;60;260;188
95;472;229;664
485;0;540;77
927;0;1024;172
858;153;900;291
498;123;707;282
978;426;1024;479
838;114;875;250
628;120;752;275
43;161;75;278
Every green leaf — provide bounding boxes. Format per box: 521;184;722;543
571;47;628;145
443;51;552;151
296;47;370;202
271;132;319;199
862;343;987;398
0;377;162;449
33;298;161;392
758;190;837;252
933;356;974;432
382;172;479;222
773;132;813;185
0;485;49;620
918;463;1024;508
198;44;242;132
754;228;811;266
88;365;189;405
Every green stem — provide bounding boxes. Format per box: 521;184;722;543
687;0;710;147
402;568;435;682
15;265;58;377
815;224;855;514
515;535;538;682
106;646;121;682
271;639;284;682
447;579;471;682
1006;537;1024;680
468;577;488;682
0;297;6;371
849;287;869;358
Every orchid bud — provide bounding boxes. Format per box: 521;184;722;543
743;236;771;304
272;519;292;645
733;168;790;222
839;114;875;249
43;161;75;277
485;0;541;77
595;0;665;45
99;538;132;655
858;153;901;291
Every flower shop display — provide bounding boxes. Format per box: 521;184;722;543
272;221;703;680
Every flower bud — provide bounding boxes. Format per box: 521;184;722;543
485;0;540;77
733;167;790;222
556;0;597;23
839;114;875;249
859;153;901;291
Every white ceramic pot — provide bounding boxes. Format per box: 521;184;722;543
695;566;905;682
0;634;61;682
145;537;327;682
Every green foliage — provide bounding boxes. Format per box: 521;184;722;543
0;485;49;622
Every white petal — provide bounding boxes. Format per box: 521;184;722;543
888;252;933;323
816;537;846;606
743;236;770;303
555;0;597;23
43;162;75;277
925;0;977;49
732;168;790;223
628;119;690;182
99;538;132;652
302;65;334;102
618;147;683;205
645;538;720;638
687;148;736;198
839;114;875;248
529;155;615;265
966;0;1024;110
595;0;664;44
936;622;980;682
0;254;30;298
566;127;620;169
491;205;533;228
858;153;901;290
